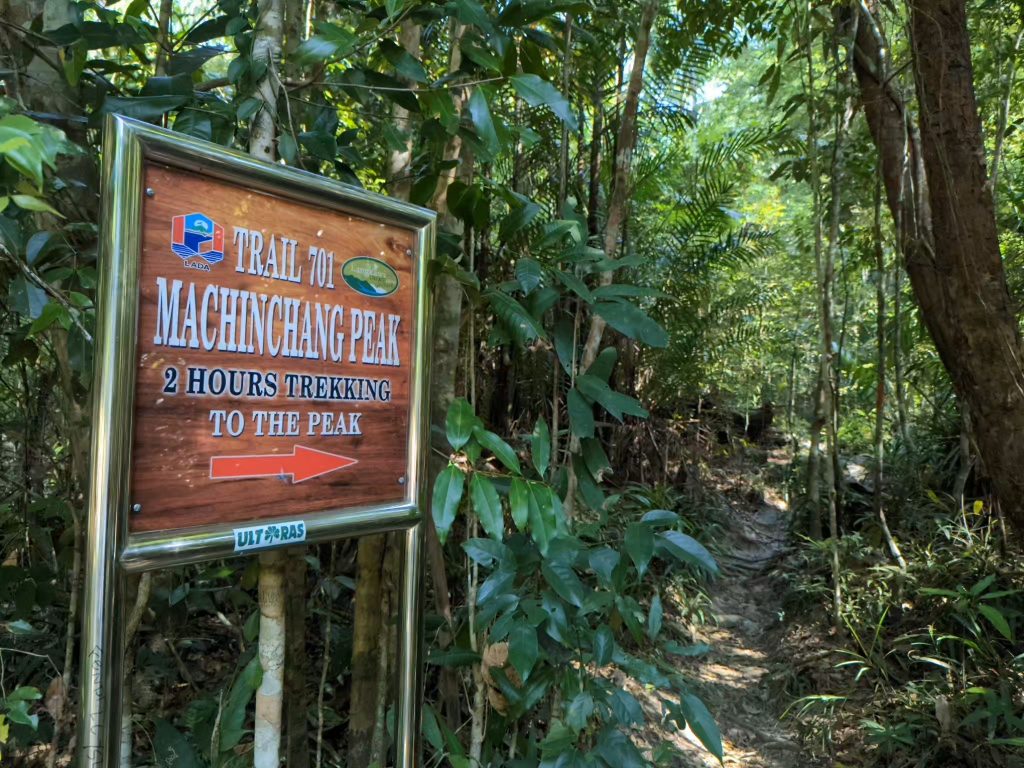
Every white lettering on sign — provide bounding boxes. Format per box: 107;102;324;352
233;520;307;552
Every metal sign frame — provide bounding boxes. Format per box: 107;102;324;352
79;114;434;768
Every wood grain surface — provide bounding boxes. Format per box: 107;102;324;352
129;163;417;533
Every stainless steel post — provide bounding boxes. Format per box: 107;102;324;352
394;521;424;767
78;115;142;768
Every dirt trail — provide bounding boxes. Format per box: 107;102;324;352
673;450;814;767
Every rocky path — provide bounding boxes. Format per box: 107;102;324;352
673;456;813;767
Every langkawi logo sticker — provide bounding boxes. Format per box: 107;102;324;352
342;256;399;297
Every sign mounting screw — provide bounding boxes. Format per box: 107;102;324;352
398;475;406;485
145;188;155;198
131;503;142;514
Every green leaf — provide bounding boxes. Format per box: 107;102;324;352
657;531;719;577
432;465;465;544
102;94;189;120
509;478;529;531
531;418;551;477
625;522;655;578
567;387;595;439
539;720;576;757
8;275;48;319
295;22;355;64
473;427;521;474
542;560;587;608
455;0;493;30
426;648;482;668
663;642;712;657
155;720;204;768
446;397;476;450
647;592;663;639
220;656;263;751
588;548;620;586
594;300;668;347
641;509;680;526
977;604;1014;641
509;73;577;129
467;88;499;158
486;289;546;344
679;693;723;760
566;691;595;732
527;481;557;555
470;473;504;540
462;537;510;567
592;625;614;665
581;438;610;480
508;623;539;681
11;195;61;216
575;373;648;421
515;257;544;294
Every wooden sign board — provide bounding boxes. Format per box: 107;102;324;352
79;116;430;768
132;164;416;537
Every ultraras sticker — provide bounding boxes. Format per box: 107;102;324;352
342;256;399;297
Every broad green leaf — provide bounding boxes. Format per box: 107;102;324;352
501;199;542;241
508;623;538;681
467;88;499;158
554;316;576;375
539;720;576;758
625;522;655;577
647;592;663;639
11;195;61;216
978;604;1013;641
295;22;355;64
509;73;578;129
526;481;556;555
565;691;594;732
455;0;493;29
542;559;587;607
581;438;610;480
531;418;551;477
432;465;465;544
220;656;262;751
515;257;544;294
592;624;614;665
426;648;482;668
470;473;504;540
486;289;546;344
588;548;620;586
474;427;521;474
155;720;203;768
657;530;719;576
567;387;595;439
594;300;668;348
576;373;648;421
462;537;510;566
509;477;529;530
101;94;189;120
641;509;680;526
679;693;723;760
446;397;476;450
663;642;712;657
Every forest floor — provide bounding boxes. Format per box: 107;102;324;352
670;446;821;768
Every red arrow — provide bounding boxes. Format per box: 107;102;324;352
210;445;357;483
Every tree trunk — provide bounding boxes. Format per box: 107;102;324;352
347;534;384;768
873;172;906;570
249;1;286;764
854;0;1024;527
567;0;658;518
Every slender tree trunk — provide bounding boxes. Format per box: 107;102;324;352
803;3;825;541
854;0;1024;527
892;263;912;448
566;0;658;518
873;172;906;570
347;533;384;768
283;549;308;768
249;1;286;764
823;6;859;629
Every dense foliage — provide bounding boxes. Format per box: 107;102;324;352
1;0;1023;766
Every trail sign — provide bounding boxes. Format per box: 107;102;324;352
132;162;418;535
79;115;432;768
